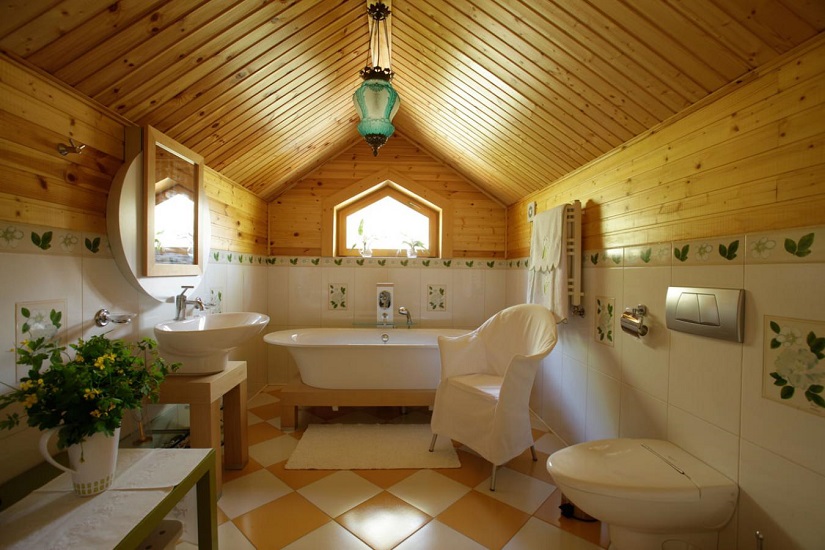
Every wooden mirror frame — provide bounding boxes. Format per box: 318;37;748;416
143;125;206;277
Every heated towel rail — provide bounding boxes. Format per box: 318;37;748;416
566;200;584;317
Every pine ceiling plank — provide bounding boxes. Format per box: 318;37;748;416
394;32;587;171
392;45;570;190
196;54;362;167
147;0;338;134
777;0;825;28
93;0;264;116
662;0;779;68
216;85;357;182
506;0;682;117
0;0;63;39
411;0;629;149
394;5;607;162
27;0;168;72
440;0;646;140
560;0;709;103
491;0;670;127
172;6;362;148
0;0;109;57
720;0;820;52
75;0;242;97
51;1;203;85
591;0;730;91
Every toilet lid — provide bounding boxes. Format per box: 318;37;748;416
547;439;730;503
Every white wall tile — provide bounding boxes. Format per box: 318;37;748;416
558;355;587;444
321;267;355;327
451;269;485;328
585;368;620;440
267;266;290;326
585;266;623;380
741;263;825;476
621;266;671;400
288;267;322;326
352;267;389;323
738;440;825;549
668;405;739;482
483;269;506;321
619;384;667;439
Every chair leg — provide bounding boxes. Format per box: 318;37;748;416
490;464;497;491
429;434;437;452
530;445;537;462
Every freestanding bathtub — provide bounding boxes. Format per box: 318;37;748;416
264;327;470;389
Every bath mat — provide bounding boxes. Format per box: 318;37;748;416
285;423;460;470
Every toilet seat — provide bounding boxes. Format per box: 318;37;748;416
547;438;733;503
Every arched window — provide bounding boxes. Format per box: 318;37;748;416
336;185;439;257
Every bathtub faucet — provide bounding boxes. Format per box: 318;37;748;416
398;306;412;328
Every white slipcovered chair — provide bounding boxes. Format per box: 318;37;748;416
429;304;558;491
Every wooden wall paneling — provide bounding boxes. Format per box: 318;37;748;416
0;193;105;234
506;36;825;257
203;168;268;256
271;136;502;257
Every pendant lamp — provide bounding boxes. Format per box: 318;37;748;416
353;2;400;156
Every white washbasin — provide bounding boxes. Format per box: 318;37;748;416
155;312;270;374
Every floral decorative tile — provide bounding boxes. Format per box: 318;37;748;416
584;248;623;267
671;236;744;265
427;285;447;311
208;288;224;313
623;244;671;266
595;296;615;346
16;300;67;379
746;227;821;264
763;315;825;417
328;284;348;310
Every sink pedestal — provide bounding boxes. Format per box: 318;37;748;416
157;361;248;493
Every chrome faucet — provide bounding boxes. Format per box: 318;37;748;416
398;306;412;328
175;286;205;320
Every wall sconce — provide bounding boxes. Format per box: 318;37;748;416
57;138;86;156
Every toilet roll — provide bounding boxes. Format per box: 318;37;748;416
621;311;648;337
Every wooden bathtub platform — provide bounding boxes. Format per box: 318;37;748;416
279;381;436;429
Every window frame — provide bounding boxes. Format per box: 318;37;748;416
336;186;440;258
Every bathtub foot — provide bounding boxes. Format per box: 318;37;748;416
429;434;437;452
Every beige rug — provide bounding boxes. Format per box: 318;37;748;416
285;423;461;469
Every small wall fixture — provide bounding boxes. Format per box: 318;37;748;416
57;138;86;156
94;308;136;327
621;304;648;338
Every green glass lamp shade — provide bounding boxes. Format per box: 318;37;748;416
353;78;400;156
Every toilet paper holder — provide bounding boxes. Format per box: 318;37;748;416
621;304;649;337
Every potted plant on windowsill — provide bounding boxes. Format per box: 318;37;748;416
402;239;425;258
0;312;179;495
351;219;376;257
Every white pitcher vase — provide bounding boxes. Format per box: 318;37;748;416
39;427;120;496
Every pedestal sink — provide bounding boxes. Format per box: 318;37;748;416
154;312;270;374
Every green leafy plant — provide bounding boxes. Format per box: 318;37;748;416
0;312;179;449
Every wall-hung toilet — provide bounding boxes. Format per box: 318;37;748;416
546;438;737;550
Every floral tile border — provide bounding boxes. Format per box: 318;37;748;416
763;315;825;418
0;223;111;258
623;243;672;266
671;236;744;265
584;248;624;268
578;224;823;269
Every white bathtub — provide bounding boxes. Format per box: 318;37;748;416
264;328;469;390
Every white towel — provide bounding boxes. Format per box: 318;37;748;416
527;205;568;322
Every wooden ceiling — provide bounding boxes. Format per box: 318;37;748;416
2;1;823;205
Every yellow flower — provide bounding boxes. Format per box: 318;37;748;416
94;356;107;369
90;410;101;418
37;379;44;386
83;388;100;401
75;354;83;363
23;394;38;408
19;380;33;391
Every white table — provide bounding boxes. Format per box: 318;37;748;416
0;448;217;549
